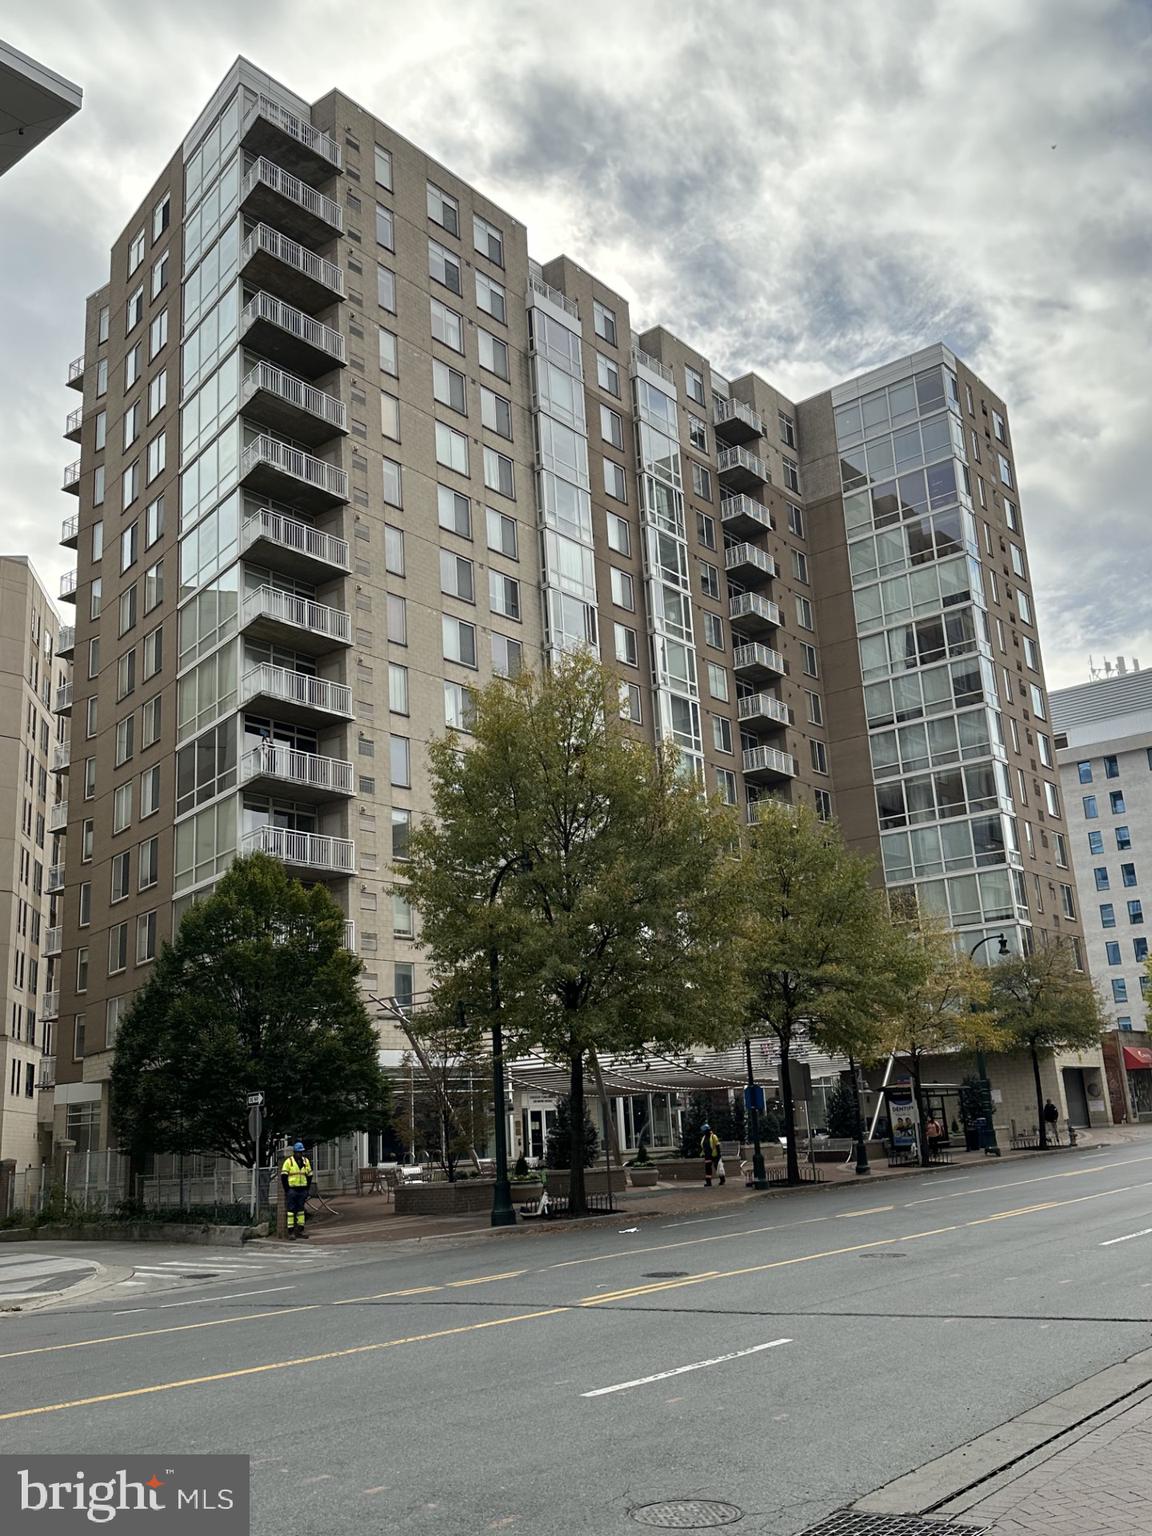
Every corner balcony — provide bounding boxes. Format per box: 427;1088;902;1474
241;156;343;246
720;494;773;537
730;591;783;639
239;434;348;513
51;741;70;773
64;406;84;442
733;642;786;683
46;862;65;893
717;445;770;491
241;289;346;377
738;692;790;730
44;925;62;958
62;459;81;494
57;625;75;657
724;542;777;584
630;346;675;384
58;569;78;603
42;991;60;1022
38;1057;56;1095
240;741;355;803
48;799;68;833
743;744;797;783
60;512;80;549
242;824;355;878
241;506;350;584
240;223;345;312
240;584;351;655
53;681;73;715
713;396;765;445
240;663;353;727
240;361;347;446
66;355;84;390
241;94;342;178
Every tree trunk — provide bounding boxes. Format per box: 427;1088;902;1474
778;1036;800;1185
1031;1041;1047;1148
568;1049;588;1217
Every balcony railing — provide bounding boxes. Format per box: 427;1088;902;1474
738;692;790;728
58;569;78;601
54;681;73;714
38;1057;56;1092
720;494;773;535
732;642;786;680
241;506;350;574
240;223;345;299
60;512;80;548
241;584;351;647
730;592;783;631
243;94;342;171
46;863;65;893
242;155;343;235
48;800;68;833
62;459;81;493
64;406;84;441
242;824;355;875
241;359;347;438
630;346;674;384
66;355;84;389
717;445;769;487
44;926;63;957
713;396;766;442
241;663;352;719
240;435;349;506
51;741;70;772
42;991;60;1022
240;741;354;796
57;625;75;656
343;919;357;953
743;745;797;781
528;275;579;318
724;542;776;581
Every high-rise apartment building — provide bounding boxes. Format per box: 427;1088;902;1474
1052;667;1152;1123
52;58;1103;1153
0;558;70;1168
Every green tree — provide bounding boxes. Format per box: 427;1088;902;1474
991;940;1107;1147
405;654;748;1215
737;802;900;1183
111;853;390;1167
823;1079;859;1138
545;1095;599;1170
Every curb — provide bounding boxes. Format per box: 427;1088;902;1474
0;1260;133;1314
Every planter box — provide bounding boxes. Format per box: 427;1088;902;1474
540;1167;628;1199
32;1221;259;1246
628;1166;659;1187
510;1181;544;1203
394;1180;496;1216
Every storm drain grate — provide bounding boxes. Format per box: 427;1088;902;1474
629;1501;743;1528
641;1271;690;1279
795;1512;991;1535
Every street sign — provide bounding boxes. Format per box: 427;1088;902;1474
247;1107;263;1142
744;1084;766;1114
246;1091;264;1107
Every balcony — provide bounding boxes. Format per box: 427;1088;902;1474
630;346;674;384
58;569;78;603
720;494;773;537
738;692;790;730
733;642;786;683
240;289;346;380
743;745;797;783
239;434;348;512
241;663;353;726
241;584;351;655
713;396;765;445
60;512;80;549
38;1058;56;1094
48;800;68;833
725;543;777;585
42;992;60;1022
717;445;769;490
241;506;350;583
240;741;355;802
66;355;84;390
241;94;342;177
240;223;345;312
343;919;357;953
51;741;70;773
242;824;355;877
747;796;794;825
62;459;81;494
64;406;83;442
729;591;783;639
241;156;343;245
46;862;65;893
240;360;347;445
54;681;73;715
57;625;75;657
44;926;62;958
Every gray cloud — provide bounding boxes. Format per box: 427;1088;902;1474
1;0;1148;688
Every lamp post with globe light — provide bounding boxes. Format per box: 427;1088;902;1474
968;932;1009;1155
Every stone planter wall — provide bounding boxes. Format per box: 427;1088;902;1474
394;1180;496;1216
540;1167;628;1198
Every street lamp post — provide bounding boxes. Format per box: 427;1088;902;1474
486;947;516;1227
968;932;1009;1157
848;1054;871;1176
744;1035;768;1190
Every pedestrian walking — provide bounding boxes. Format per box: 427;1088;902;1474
281;1140;313;1238
1043;1098;1061;1144
701;1123;725;1186
925;1115;943;1153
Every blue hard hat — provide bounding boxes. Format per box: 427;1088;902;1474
293;1141;305;1152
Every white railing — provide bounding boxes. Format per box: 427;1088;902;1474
738;693;790;727
60;512;80;544
42;992;60;1021
242;824;355;874
241;507;349;571
733;642;785;676
743;745;797;778
242;584;351;644
718;445;769;480
528;276;579;318
730;592;783;627
48;800;68;832
240;223;345;298
720;494;773;530
54;682;73;712
631;346;674;384
241;288;346;361
241;360;346;431
725;543;776;578
66;355;84;385
51;742;70;772
46;862;66;891
241;663;352;717
37;1057;56;1091
62;460;81;491
342;919;357;953
242;156;343;231
245;94;342;169
713;397;765;436
64;406;83;436
240;435;349;501
58;569;78;598
57;625;75;654
44;926;62;956
240;742;354;795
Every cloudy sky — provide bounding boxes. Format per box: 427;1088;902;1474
1;0;1148;689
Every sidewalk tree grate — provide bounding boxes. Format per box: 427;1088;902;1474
795;1512;991;1535
629;1500;743;1528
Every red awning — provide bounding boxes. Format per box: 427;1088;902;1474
1122;1045;1152;1071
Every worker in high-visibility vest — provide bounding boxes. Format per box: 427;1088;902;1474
280;1141;313;1238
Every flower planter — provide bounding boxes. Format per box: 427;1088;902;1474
628;1166;659;1187
510;1180;544;1204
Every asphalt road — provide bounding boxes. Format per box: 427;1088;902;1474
5;1144;1152;1535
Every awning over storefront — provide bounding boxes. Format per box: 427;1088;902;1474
1122;1045;1152;1071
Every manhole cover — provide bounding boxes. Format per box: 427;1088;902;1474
642;1271;689;1279
629;1501;743;1528
795;1511;989;1535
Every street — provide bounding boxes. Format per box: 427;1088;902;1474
5;1145;1152;1534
